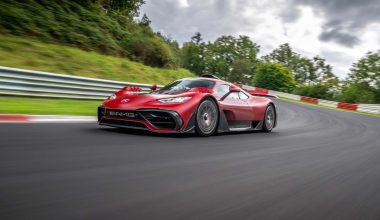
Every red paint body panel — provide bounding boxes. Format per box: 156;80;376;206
103;91;208;130
248;88;269;95
100;77;275;133
247;88;277;98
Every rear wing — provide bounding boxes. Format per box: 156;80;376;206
232;82;277;98
246;88;277;99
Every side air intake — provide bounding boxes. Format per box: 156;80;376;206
139;110;183;130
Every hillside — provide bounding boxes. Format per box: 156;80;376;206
0;35;195;84
0;0;181;68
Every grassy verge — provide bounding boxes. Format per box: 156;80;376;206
0;96;100;116
0;35;195;85
279;96;380;117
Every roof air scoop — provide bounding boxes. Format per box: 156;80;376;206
200;74;220;79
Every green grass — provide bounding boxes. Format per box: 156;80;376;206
0;96;100;115
0;35;195;85
279;96;380;117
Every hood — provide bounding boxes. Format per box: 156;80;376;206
103;87;214;110
103;91;195;110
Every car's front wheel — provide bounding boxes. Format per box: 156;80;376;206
195;98;219;136
262;104;276;132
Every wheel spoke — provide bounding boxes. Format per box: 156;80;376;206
197;100;217;134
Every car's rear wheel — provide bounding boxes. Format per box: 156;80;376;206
262;104;275;132
195;98;219;136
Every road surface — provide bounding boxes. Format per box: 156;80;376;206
1;100;380;220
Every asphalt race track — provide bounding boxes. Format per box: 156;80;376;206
1;100;380;220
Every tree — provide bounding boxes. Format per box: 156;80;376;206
161;34;181;68
262;43;295;66
181;34;259;79
263;43;340;100
125;35;176;68
262;43;305;82
229;59;252;84
253;63;296;92
205;36;236;79
203;35;259;80
181;32;207;75
294;84;336;100
349;51;380;86
340;51;380;103
311;56;338;86
139;13;151;26
98;0;145;17
262;44;338;86
339;83;376;103
293;56;339;100
191;32;203;44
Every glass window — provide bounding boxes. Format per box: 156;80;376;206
239;92;249;100
227;92;240;99
215;84;230;97
158;79;215;93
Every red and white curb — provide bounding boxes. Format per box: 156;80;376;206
247;88;380;114
0;114;97;123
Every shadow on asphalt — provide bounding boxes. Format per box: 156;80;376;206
93;126;276;139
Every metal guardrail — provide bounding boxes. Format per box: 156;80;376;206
0;66;378;114
0;66;161;100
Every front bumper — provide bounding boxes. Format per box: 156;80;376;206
98;106;184;132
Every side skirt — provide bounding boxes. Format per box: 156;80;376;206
187;108;265;134
217;115;264;133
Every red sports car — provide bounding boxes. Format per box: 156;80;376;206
98;75;277;136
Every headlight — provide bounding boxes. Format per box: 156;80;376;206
109;94;117;100
158;96;191;103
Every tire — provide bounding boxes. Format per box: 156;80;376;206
195;98;219;136
262;104;276;133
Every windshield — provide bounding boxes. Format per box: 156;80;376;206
158;79;215;93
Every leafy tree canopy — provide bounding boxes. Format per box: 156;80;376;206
340;51;380;103
182;33;259;82
97;0;145;17
253;62;296;92
263;43;338;86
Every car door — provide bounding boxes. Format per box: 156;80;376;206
216;85;253;121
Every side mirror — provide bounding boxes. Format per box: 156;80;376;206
229;85;240;93
150;84;157;91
